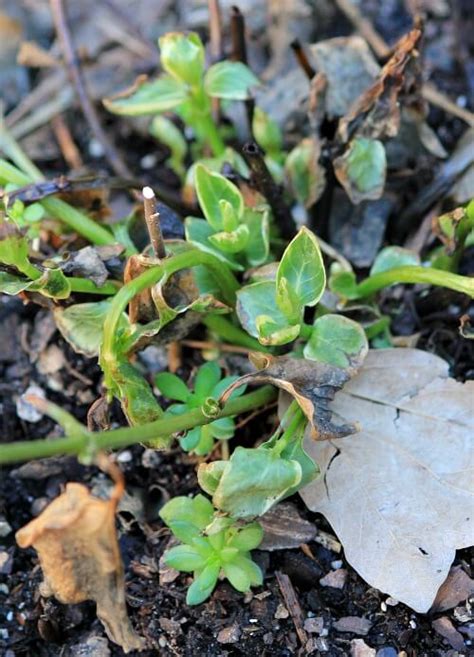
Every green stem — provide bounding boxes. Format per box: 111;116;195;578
0;385;276;464
188;86;225;157
0;159;115;246
68;278;121;295
202;315;271;352
356;266;474;298
273;402;306;456
299;323;313;340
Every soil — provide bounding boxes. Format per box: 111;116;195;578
1;1;473;656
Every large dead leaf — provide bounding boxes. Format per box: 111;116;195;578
16;467;145;653
221;353;358;440
300;348;474;612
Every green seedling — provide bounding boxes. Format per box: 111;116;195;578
156;361;245;455
159;494;263;605
104;32;259;159
185;164;270;271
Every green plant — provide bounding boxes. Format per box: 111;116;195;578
104;32;259;159
159;495;263;604
156;361;245;455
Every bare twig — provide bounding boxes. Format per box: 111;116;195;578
290;39;315;80
231;6;254;132
242;141;295;239
142;186;166;259
333;0;474;126
208;0;223;62
49;0;132;178
275;571;308;647
51;114;83;169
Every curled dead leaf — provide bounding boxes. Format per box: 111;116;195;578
221;353;358;440
16;465;145;653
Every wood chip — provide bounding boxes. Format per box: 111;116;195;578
276;571;308;646
432;617;465;651
259;502;316;551
431;565;474;613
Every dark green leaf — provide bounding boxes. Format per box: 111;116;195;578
155;372;191;402
303;314;368;370
334;137;386;203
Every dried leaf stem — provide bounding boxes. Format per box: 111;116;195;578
242;141;295;239
142;186;166;259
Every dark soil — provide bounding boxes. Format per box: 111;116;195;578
1;1;473;656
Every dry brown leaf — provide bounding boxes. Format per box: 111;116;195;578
300;348;474;612
221;353;358;440
336;27;423;144
16;466;145;653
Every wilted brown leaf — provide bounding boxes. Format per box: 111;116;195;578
221;353;358;440
16;466;145;653
336;27;423;144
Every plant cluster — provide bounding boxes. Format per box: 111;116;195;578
1;29;474;607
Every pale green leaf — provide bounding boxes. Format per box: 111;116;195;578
204;61;259;100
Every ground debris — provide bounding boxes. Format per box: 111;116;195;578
431;616;466;651
333;616;372;635
259;501;316;550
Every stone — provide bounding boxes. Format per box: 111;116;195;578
320;569;347;589
217;623;241;644
432;617;465;651
304;617;324;634
333;616;372;636
351;639;376;657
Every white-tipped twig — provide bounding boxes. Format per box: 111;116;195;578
142;186;166;259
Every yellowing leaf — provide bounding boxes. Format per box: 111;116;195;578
16;475;145;653
300;348;474;613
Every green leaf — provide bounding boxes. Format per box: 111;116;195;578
236;280;295;343
155;372;191;402
252;107;282;156
23;203;44;223
303;314;368;370
111;359;163;426
255;315;301;346
159;32;205;87
244;209;270;267
198;460;227;496
279;427;318;497
180;427;202;452
160;494;214;531
227;523;263;551
164;545;207;572
209;416;235;440
335;137;386;203
54;300;129;357
370;246;420;275
0;225;38;278
276;227;325;312
222;562;251;592
209;224;250;253
328;266;359;300
194;361;221;399
204;61;259;100
0;272;36;295
285;138;325;207
185;217;244;271
103;76;187;116
186;561;220;605
275;276;303;324
205;446;302;519
195;165;244;231
193;424;216;456
228;555;263;587
149;116;187;178
39;268;71;299
220;200;240;232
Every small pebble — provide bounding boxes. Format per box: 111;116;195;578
334;616;372;636
140;154;158;169
0;519;12;537
158;637;167;648
117;450;133;463
304;617;324;634
376;648;397;657
380;601;387;612
385;597;399;606
217;623;241;644
88;139;105;158
351;638;376;657
248;618;258;624
331;559;343;569
274;603;289;619
409;620;417;629
320;568;347;589
0;584;9;595
16;385;45;422
6;611;13;622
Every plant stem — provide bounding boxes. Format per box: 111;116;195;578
202;315;271;353
0;160;115;246
299;323;313;340
0;385;276;464
356;266;474;298
67;278;121;295
273;402;306;456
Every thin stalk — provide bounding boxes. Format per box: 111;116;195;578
0;385;276;464
273;402;306;456
356;266;474;299
202;315;271;353
67;277;121;295
0;159;115;246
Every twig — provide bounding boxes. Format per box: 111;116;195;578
142;186;166;259
208;0;223;61
181;339;252;354
231;6;254;133
49;0;132;178
290;39;315;80
333;0;474;126
51;114;83;169
242;141;295;239
275;571;308;647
